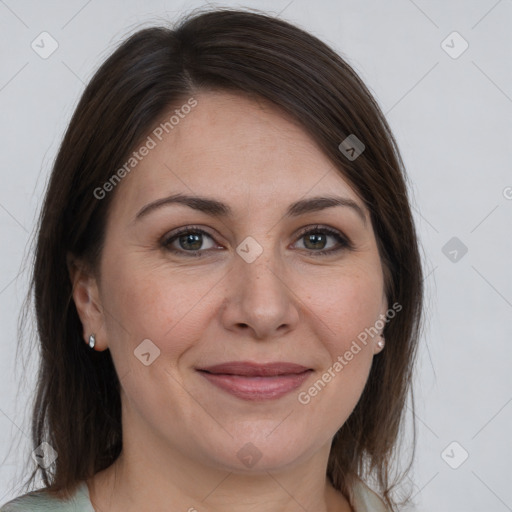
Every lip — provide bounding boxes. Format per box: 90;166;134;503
196;361;313;401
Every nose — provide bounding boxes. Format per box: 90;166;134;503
219;249;300;340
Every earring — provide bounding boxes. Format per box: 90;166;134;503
88;333;96;349
377;335;385;350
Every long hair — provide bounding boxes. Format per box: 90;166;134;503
19;7;423;511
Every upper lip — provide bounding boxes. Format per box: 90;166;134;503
197;361;312;377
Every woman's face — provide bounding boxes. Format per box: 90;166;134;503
77;90;388;473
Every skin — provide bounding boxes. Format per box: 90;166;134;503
70;90;388;512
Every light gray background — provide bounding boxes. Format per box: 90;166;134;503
1;1;511;511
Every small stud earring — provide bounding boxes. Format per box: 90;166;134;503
376;335;385;350
88;333;96;349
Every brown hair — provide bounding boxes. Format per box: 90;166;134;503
17;7;423;511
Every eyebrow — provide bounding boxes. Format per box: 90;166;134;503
134;193;367;226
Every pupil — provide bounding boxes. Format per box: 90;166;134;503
306;233;325;250
177;232;327;252
180;233;202;250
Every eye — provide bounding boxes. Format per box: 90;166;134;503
161;226;220;257
293;225;353;256
161;224;353;258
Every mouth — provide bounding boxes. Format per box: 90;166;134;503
196;361;313;401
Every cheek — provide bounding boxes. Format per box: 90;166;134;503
309;266;383;350
100;255;219;362
294;269;381;417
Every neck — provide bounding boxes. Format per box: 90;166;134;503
87;425;352;512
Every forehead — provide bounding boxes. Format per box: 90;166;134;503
110;90;363;217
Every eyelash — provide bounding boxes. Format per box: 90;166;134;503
160;224;353;258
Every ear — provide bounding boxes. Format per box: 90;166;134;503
67;253;108;351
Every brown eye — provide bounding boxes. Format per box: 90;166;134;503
303;232;329;250
161;224;352;258
294;226;352;256
176;232;204;251
161;227;218;256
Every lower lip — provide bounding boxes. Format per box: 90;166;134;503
198;371;312;401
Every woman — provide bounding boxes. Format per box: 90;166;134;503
1;7;423;512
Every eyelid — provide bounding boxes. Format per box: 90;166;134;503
292;224;354;253
161;224;353;256
160;225;221;249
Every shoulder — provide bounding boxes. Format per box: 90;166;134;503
0;482;93;512
350;478;391;512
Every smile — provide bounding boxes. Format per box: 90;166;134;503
196;361;313;401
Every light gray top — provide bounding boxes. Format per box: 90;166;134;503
1;478;389;511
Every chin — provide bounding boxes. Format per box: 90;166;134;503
196;426;327;474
